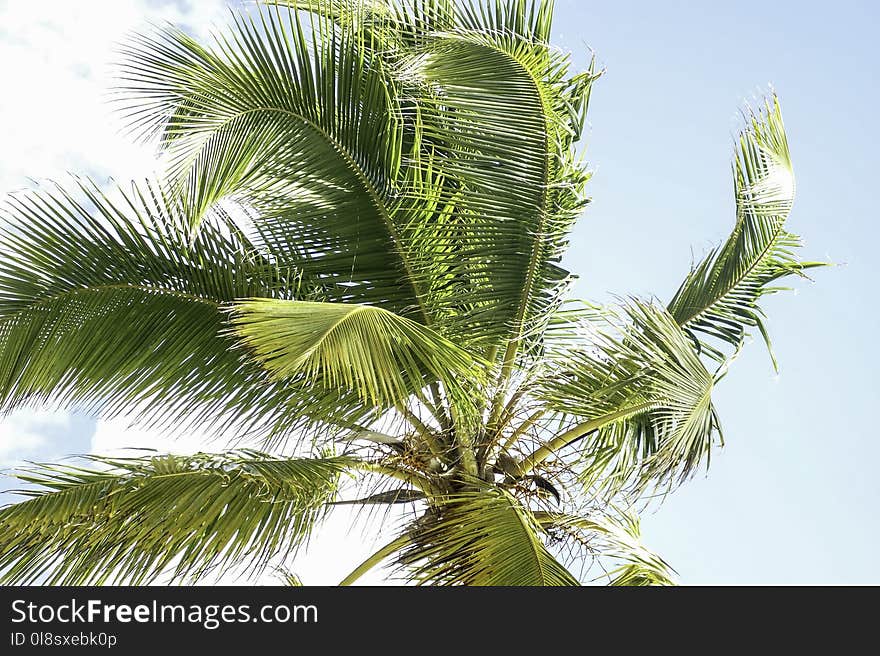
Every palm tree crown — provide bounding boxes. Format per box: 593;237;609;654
0;0;823;585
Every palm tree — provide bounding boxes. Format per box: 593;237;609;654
0;0;822;586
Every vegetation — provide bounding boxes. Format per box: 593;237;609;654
0;0;822;585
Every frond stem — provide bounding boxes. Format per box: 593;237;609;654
499;409;545;454
351;462;432;494
179;104;431;325
518;402;654;475
395;404;444;458
338;534;411;586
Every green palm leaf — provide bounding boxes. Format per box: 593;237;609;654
667;97;826;369
533;299;720;493
229;297;486;410
401;11;598;354
398;488;579;586
266;1;599;356
119;9;429;322
0;452;354;584
538;510;676;586
0;179;370;443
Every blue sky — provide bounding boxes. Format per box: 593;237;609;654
0;0;877;584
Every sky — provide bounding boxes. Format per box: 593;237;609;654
0;0;877;584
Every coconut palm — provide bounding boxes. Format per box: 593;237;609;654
0;0;822;586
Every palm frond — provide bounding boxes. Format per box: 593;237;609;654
331;488;426;505
535;299;720;494
539;510;676;586
279;569;304;586
263;0;450;43
118;8;431;322
229;298;485;411
0;452;354;584
121;2;599;356
667;97;826;369
398;488;579;585
399;9;599;353
0;179;372;443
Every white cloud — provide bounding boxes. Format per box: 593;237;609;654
0;408;70;467
0;0;233;192
90;417;221;457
